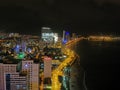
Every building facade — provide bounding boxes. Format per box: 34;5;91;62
43;56;52;78
0;60;39;90
22;60;39;90
0;63;27;90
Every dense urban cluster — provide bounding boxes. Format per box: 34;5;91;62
0;30;120;90
0;29;71;90
0;32;66;63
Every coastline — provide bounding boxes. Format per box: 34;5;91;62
69;58;87;90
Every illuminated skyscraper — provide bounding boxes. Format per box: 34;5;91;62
62;30;70;44
41;27;58;43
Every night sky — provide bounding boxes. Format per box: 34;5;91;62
0;0;120;35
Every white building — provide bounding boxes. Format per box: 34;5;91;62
0;63;27;90
0;60;39;90
43;56;52;78
41;27;58;43
5;73;27;90
22;60;39;90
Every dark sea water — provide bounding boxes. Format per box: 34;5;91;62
76;40;120;90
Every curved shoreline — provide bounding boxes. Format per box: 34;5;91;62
51;38;81;90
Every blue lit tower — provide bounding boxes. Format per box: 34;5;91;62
62;30;70;44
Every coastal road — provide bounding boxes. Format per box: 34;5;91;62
51;38;81;90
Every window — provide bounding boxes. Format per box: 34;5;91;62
6;74;10;90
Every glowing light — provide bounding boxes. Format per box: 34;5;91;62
63;39;67;44
53;33;58;42
46;85;52;89
17;52;25;59
65;31;69;35
14;44;20;53
24;63;29;69
42;27;51;30
63;55;67;58
25;64;28;67
16;45;20;48
27;48;32;53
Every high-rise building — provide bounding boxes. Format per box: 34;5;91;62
21;60;39;90
41;27;58;43
5;73;27;90
0;60;39;90
62;30;70;44
43;56;52;78
0;63;27;90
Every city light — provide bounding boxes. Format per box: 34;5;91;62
0;31;104;90
17;52;25;59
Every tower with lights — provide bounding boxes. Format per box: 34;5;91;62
62;30;70;44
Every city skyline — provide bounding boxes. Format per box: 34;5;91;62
0;1;120;89
0;30;120;90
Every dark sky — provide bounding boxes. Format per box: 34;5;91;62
0;0;120;35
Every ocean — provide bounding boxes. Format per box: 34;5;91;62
76;40;120;90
